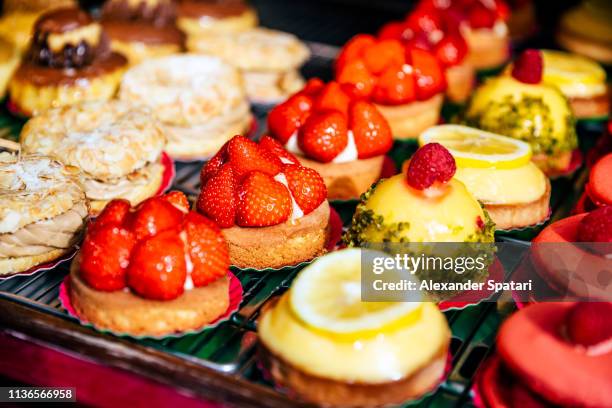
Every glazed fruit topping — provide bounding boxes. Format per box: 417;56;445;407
511;49;543;85
80;191;229;300
577;206;612;243
197;136;327;228
406;142;457;190
336;35;447;104
566;302;612;348
268;80;393;162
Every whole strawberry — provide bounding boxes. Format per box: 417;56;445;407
183;212;229;287
227;135;282;180
283;164;327;215
197;162;237;228
349;101;393;159
236;171;292;227
298;111;349;163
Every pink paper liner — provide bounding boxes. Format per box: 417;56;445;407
438;258;504;312
59;271;243;339
0;249;78;280
155;152;176;196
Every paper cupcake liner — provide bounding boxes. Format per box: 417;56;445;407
439;258;505;312
257;350;453;406
548;149;583;179
59;271;243;340
494;207;551;241
0;248;78;281
170;118;259;163
155;151;176;196
232;206;344;274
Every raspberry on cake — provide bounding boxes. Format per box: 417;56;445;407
197;135;331;270
69;191;232;337
378;2;475;103
267;80;393;200
335;36;446;139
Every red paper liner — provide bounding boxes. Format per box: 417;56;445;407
0;249;78;280
438;258;505;312
233;206;344;273
59;271;243;339
171;117;258;163
155;152;175;196
547;149;583;179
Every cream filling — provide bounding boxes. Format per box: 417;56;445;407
84;161;163;201
285;130;358;163
259;297;449;383
454;163;547;205
0;201;87;258
273;173;304;221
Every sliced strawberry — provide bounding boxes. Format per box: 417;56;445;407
267;94;313;143
200;140;229;185
336;59;376;99
378;21;411;41
128;197;184;241
349;101;393;159
335;34;376;72
197;162;237;228
80;224;135;291
283;164;327;215
372;63;416;105
406;6;442;33
468;5;496;29
127;229;186;301
314;81;351;116
259;135;299;165
163;191;190;213
227;135;282;180
236;171;292;227
298;111;349;163
300;78;325;96
182;212;229;287
94;199;131;229
434;33;468;66
409;48;446;100
363;39;406;75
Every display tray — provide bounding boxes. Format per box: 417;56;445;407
0;41;599;407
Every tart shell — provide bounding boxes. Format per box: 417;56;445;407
375;94;443;140
568;90;610;120
463;27;509;71
0;247;72;276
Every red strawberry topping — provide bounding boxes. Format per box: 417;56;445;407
283;164;327;215
301;78;325;95
349;101;393;159
378;21;411;42
163;191;190;213
409;48;447;100
511;49;543;85
468;4;497;28
298;111;349;163
236;171;292;227
362;39;406;75
200;141;228;185
81;223;135;291
577;206;612;243
335;34;376;72
434;33;468;67
372;63;416;105
336;59;376;99
406;6;442;33
566;302;612;347
128;197;184;241
267;94;313;144
314;81;351;116
197;162;237;228
227;135;282;180
406;142;456;190
127;229;186;301
259;135;299;165
182;212;229;287
94;199;131;230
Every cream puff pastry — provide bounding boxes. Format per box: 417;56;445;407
0;153;88;276
120;54;251;160
187;28;309;103
20;101;166;214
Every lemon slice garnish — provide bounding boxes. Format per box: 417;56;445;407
289;248;422;339
419;125;532;169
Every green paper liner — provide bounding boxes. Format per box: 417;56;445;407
59;271;243;340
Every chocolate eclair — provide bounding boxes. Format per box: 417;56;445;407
8;8;127;116
176;0;257;38
101;0;185;66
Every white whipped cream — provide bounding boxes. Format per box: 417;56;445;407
284;130;358;163
273;173;304;221
179;230;195;291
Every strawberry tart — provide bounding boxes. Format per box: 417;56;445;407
197;135;330;269
267;79;393;200
378;1;475;103
69;191;232;337
477;302;612;408
335;35;446;140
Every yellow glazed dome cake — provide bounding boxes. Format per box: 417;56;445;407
419;125;550;230
258;248;451;407
463;49;577;176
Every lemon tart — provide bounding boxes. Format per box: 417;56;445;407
463;49;578;176
419;125;550;230
258;248;450;407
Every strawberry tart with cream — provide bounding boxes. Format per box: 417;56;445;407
335;36;446;140
69;191;232;337
197;135;330;269
267;79;393;200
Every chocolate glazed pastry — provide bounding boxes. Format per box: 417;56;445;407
8;8;127;116
100;0;185;64
176;0;258;35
